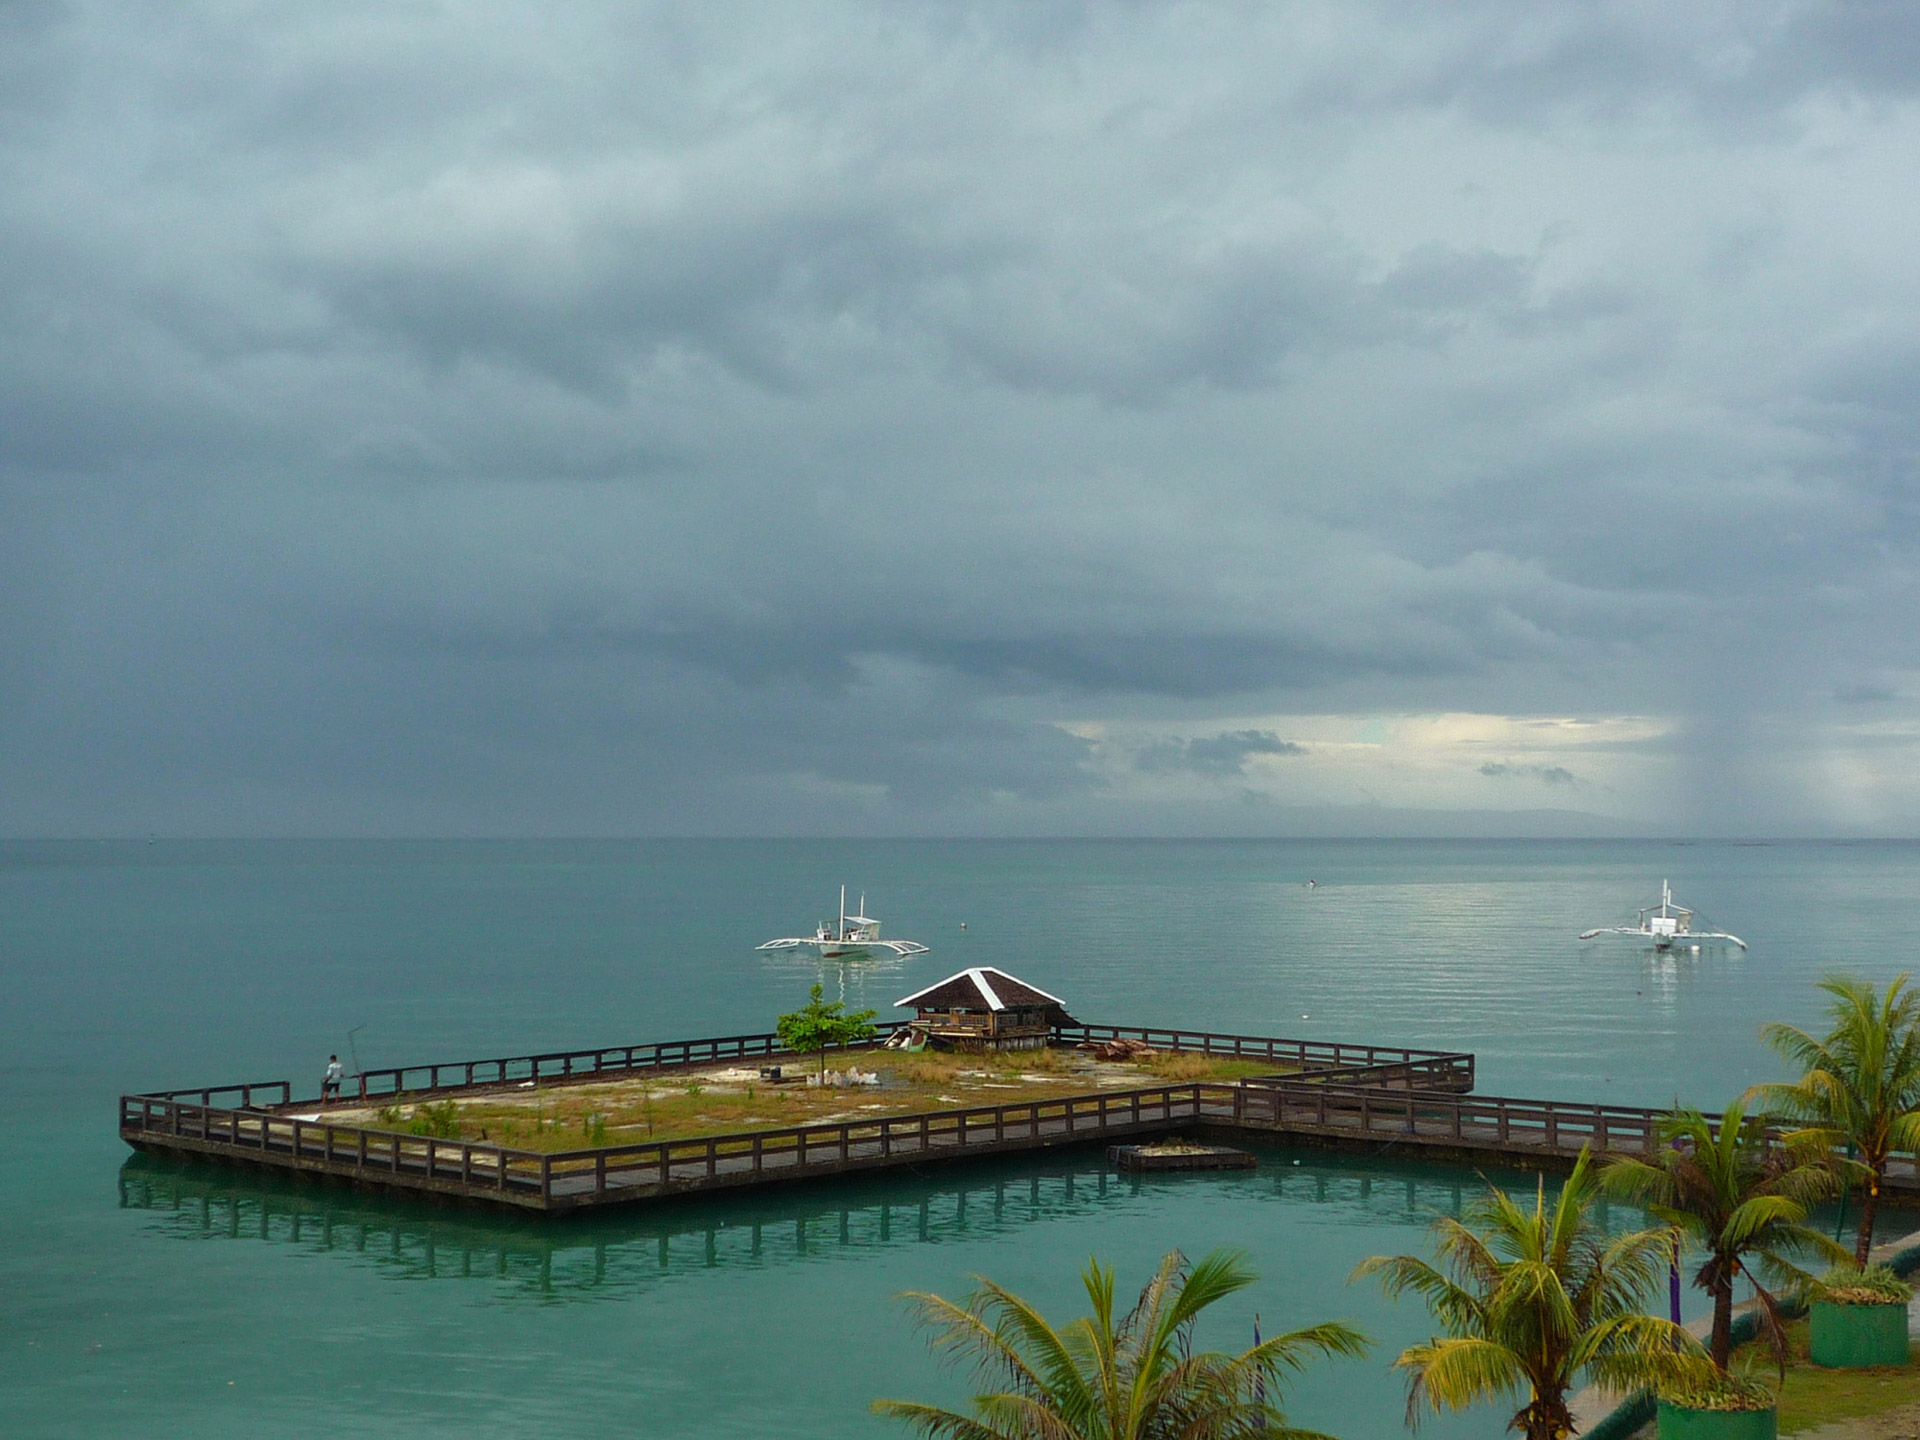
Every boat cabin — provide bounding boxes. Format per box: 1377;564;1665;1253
892;968;1069;1052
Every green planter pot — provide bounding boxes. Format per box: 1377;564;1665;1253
1656;1399;1777;1440
1810;1299;1911;1368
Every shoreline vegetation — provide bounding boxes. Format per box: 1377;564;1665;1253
311;1045;1291;1153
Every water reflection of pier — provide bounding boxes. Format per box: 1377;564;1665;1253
118;1147;1580;1302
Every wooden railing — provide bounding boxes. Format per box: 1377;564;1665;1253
138;1081;294;1109
1245;1054;1475;1092
1224;1080;1920;1185
1052;1024;1471;1077
332;1024;913;1105
129;1022;1473;1110
122;1074;1920;1211
120;1094;552;1198
536;1084;1228;1201
121;1082;1232;1206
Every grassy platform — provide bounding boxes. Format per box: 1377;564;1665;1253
313;1045;1289;1153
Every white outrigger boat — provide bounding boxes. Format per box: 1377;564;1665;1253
756;887;930;959
1578;880;1746;951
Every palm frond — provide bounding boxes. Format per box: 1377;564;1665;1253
869;1398;1034;1440
1397;1336;1530;1426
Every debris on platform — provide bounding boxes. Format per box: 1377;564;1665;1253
1078;1037;1157;1062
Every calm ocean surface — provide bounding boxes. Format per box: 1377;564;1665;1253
6;838;1920;1439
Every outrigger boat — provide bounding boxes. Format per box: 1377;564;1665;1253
1578;879;1746;951
756;887;930;959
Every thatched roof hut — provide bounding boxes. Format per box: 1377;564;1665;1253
892;967;1069;1051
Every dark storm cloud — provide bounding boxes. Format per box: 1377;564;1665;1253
3;2;1920;835
1138;731;1306;779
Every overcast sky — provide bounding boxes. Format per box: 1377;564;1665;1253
4;2;1919;837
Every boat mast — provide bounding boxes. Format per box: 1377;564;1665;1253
840;884;846;941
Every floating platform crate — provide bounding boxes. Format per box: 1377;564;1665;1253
1108;1142;1257;1172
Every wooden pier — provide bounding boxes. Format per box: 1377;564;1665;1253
123;1021;1917;1215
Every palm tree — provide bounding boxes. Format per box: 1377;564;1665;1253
873;1248;1369;1440
1751;972;1920;1265
1355;1146;1706;1440
1601;1099;1846;1371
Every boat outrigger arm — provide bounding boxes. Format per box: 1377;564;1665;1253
756;886;931;958
1578;879;1746;950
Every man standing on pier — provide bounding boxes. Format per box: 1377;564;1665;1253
322;1054;343;1102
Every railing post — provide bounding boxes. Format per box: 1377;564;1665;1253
595;1151;605;1194
541;1157;552;1204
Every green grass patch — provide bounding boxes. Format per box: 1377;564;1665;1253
1732;1319;1920;1434
327;1043;1283;1152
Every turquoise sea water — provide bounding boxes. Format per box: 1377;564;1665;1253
7;838;1920;1439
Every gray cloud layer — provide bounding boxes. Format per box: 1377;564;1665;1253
1139;731;1307;778
4;2;1919;835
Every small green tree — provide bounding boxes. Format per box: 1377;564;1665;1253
776;983;879;1078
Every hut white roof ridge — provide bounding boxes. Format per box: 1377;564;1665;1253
894;966;1063;1013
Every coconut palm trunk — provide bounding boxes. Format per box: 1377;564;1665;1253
1705;1267;1735;1371
1857;1173;1882;1267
